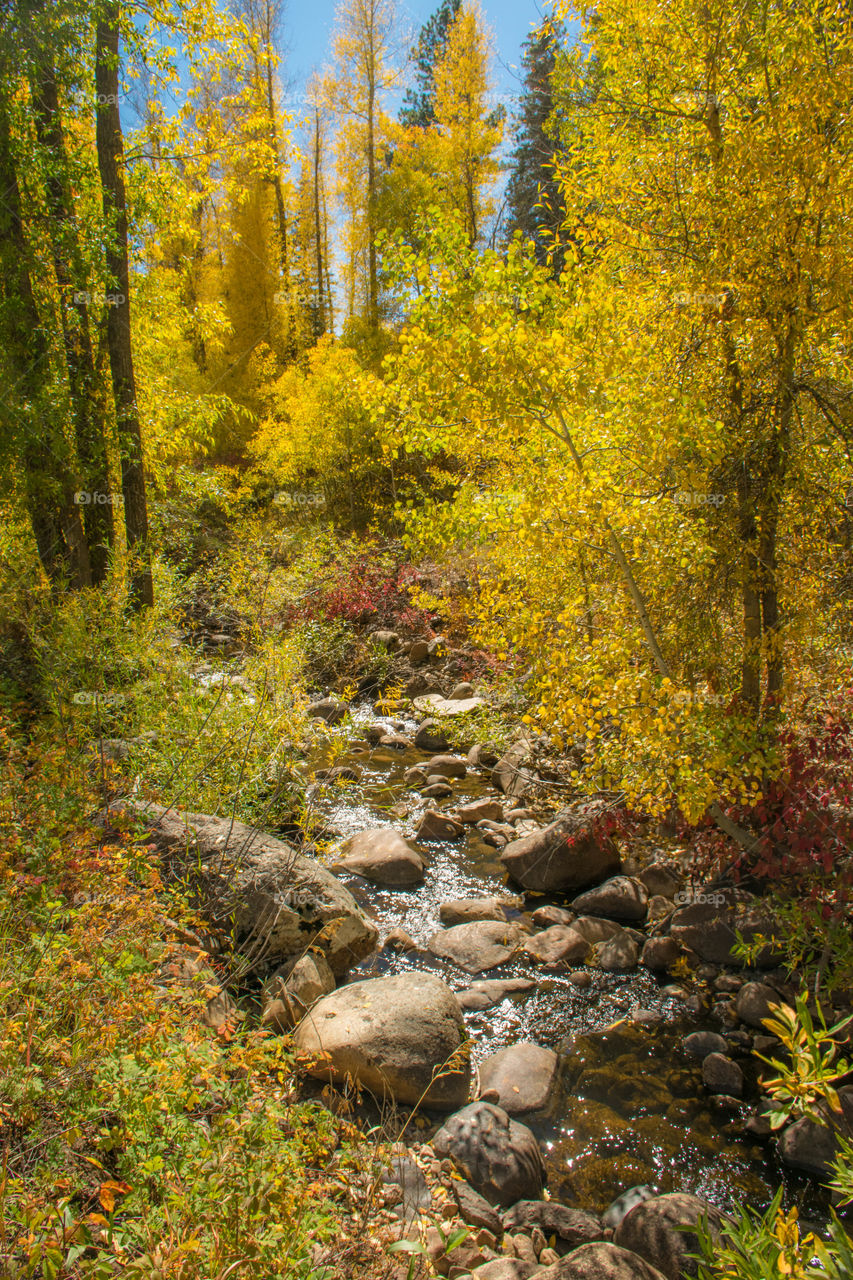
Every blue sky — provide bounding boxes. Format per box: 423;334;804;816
281;0;561;115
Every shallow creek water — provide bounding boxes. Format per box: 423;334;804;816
305;704;827;1221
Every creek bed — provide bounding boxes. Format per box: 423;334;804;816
305;706;830;1222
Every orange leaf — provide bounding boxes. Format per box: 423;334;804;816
98;1180;131;1212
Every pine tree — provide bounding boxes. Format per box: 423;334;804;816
503;21;566;270
399;0;460;129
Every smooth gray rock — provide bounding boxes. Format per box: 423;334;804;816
432;1101;545;1207
736;981;782;1028
492;740;535;799
613;1192;725;1280
429;921;524;973
440;896;513;926
532;905;575;928
457;798;505;825
573;915;622;944
641;936;681;971
426;753;469;778
668;890;780;966
502;1201;602;1254
501;803;621;894
537;1242;668;1279
118;802;377;976
261;952;336;1031
336;828;425;886
414;718;451;751
682;1030;728;1058
572;876;648;922
307;697;347;724
478;1042;559;1114
293;971;470;1109
457;977;536;1010
702;1053;744;1097
417;809;466;841
596;931;639;972
638;863;682;899
523;925;589;965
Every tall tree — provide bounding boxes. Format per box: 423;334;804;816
26;0;115;583
503;21;566;271
0;94;83;588
399;0;459;129
429;1;502;247
95;0;153;608
330;0;401;330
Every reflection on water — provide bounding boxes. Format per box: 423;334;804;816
304;707;829;1220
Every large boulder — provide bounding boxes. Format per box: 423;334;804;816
572;876;648;922
413;693;485;716
417;810;466;842
440;896;514;926
261;951;335;1031
335;828;425;886
537;1242;668;1279
293;971;470;1109
502;1201;602;1254
432;1101;545;1206
456;798;505;825
523;925;590;965
428;921;524;973
777;1088;853;1177
735;981;783;1028
667;889;780;966
492;740;535;799
613;1193;725;1279
457;977;536;1010
414;719;450;752
307;697;347;724
596;931;639;972
501;804;621;894
478;1042;559;1114
118;802;377;976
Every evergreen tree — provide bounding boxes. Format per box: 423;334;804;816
399;0;460;129
503;21;566;270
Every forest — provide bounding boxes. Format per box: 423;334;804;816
0;0;852;1276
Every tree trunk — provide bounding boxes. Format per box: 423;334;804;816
313;107;326;335
31;36;114;584
95;1;153;609
366;50;378;330
762;327;795;704
263;43;288;280
0;94;83;587
737;463;762;715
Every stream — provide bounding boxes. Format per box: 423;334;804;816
302;702;828;1223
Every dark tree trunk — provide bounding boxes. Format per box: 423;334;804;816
95;1;153;608
0;95;82;587
31;38;114;584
